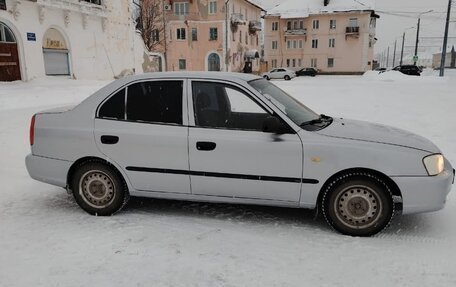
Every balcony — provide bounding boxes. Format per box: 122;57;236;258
285;28;307;36
346;26;360;34
249;20;262;33
36;0;107;17
231;13;246;26
166;12;200;22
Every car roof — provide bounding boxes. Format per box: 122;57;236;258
121;72;261;82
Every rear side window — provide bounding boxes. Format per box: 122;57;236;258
127;81;183;125
99;88;125;120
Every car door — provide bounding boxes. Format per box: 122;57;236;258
94;79;191;194
187;79;303;202
275;69;286;79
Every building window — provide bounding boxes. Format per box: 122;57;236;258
349;18;359;27
272;59;277;68
293;21;298;29
298;40;303;49
179;59;186;70
292;59;296;67
209;27;218;40
208;1;217;14
0;0;7;10
330;20;336;29
329;38;335;48
177;28;186;40
298;59;302;67
272;41;278;50
272;22;279;31
245;33;248;44
286;59;290;67
311;58;317;68
328;58;334;68
83;0;102;5
287;21;292;30
299;20;304;29
287;40;291;49
239;30;242;43
174;2;189;15
312;19;319;29
151;29;159;43
312;39;318;49
192;28;198;41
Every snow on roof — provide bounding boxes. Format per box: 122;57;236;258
268;0;376;19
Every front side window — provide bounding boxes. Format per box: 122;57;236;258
99;88;125;120
192;81;270;131
127;81;183;125
249;79;319;126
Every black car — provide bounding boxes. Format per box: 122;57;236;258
392;65;421;76
296;67;317;77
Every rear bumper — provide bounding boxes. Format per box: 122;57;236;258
392;160;454;214
25;154;71;188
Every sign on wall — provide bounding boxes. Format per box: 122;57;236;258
0;0;6;10
27;33;36;42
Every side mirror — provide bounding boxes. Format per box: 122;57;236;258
263;116;282;134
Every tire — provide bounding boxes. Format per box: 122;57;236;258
263;75;270;80
71;162;129;216
284;75;291;81
321;173;394;236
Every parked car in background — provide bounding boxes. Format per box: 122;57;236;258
296;68;318;77
261;68;296;80
26;72;454;237
392;65;421;76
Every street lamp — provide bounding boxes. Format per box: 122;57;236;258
400;26;415;66
414;9;433;65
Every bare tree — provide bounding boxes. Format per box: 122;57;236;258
135;0;165;52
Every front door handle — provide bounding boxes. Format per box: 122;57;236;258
101;135;119;145
196;141;216;151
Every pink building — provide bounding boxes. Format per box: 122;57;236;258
152;0;264;73
264;0;378;74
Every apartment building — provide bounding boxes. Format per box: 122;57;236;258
152;0;264;73
0;0;147;81
264;0;378;74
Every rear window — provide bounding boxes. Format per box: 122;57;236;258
126;81;183;125
98;88;125;120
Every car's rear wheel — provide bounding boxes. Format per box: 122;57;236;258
284;75;291;81
322;174;394;236
71;162;129;216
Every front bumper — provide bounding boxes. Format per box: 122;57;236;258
25;154;71;188
392;159;454;215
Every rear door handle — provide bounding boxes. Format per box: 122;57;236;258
101;135;119;145
196;141;216;151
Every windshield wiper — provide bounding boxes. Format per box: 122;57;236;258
300;114;332;127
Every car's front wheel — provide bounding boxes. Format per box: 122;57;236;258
284;75;291;81
263;75;270;80
322;173;394;236
71;162;129;216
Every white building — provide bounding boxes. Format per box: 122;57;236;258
0;0;148;82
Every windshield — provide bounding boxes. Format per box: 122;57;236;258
249;79;320;126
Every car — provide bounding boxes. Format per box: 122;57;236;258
296;67;318;77
25;72;454;236
392;65;421;76
261;68;296;80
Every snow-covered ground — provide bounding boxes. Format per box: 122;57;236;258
1;72;455;287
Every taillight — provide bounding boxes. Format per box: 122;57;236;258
29;114;36;146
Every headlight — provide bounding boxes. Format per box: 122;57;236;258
423;154;445;176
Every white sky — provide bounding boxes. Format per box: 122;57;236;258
257;0;456;57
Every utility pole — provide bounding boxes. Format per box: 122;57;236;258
225;0;231;72
392;40;397;67
414;18;420;65
440;0;452;77
400;32;405;66
386;46;390;68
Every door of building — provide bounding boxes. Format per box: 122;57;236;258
0;22;21;82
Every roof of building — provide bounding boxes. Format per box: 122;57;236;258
268;0;376;19
245;0;267;12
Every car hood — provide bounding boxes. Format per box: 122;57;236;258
315;118;439;153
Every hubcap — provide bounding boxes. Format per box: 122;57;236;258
334;185;382;229
79;171;115;208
